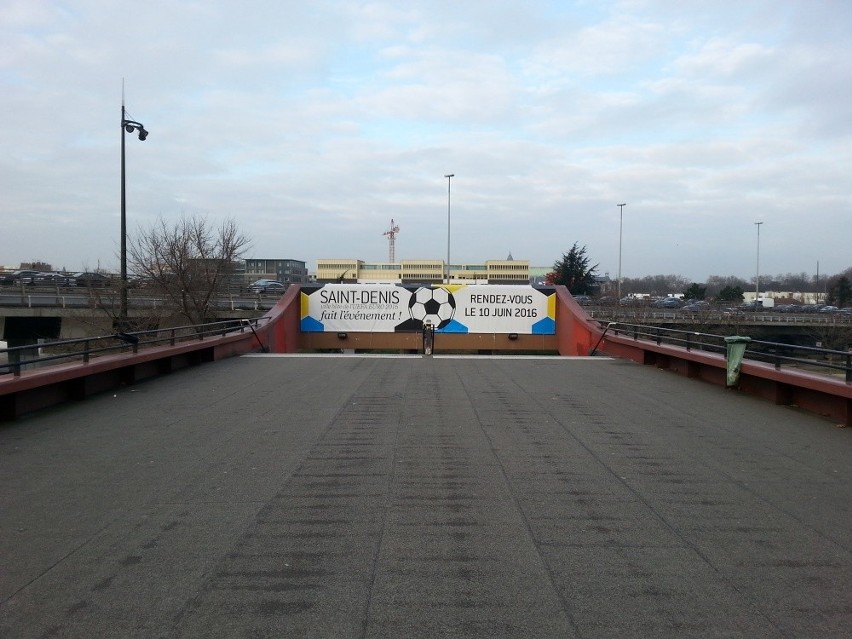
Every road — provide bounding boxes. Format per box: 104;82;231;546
587;307;852;325
0;288;281;310
1;355;850;638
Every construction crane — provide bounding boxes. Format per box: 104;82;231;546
383;218;400;263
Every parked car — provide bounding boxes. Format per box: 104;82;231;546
653;297;683;309
73;272;111;287
33;272;73;286
799;304;824;313
733;301;766;312
0;269;41;285
817;305;840;314
681;300;710;312
248;279;286;294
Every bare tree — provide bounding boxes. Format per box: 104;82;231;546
128;216;250;325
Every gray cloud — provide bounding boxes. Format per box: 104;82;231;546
1;0;849;282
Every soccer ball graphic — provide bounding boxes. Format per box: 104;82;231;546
408;287;456;329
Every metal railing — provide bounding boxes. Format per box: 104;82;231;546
0;289;285;312
606;322;852;383
0;318;266;377
587;308;852;325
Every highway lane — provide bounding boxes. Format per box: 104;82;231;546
3;289;849;326
0;355;850;638
0;289;281;309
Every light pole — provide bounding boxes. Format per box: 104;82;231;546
120;102;148;328
617;203;626;302
445;174;454;284
754;221;763;305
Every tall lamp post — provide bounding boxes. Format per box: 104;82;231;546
444;174;454;284
120;103;148;328
754;221;763;305
617;203;626;302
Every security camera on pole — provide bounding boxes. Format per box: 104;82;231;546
120;96;149;328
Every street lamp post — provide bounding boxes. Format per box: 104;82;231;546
617;203;626;302
754;221;763;305
445;174;454;284
120;103;148;328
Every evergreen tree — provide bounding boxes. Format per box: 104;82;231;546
718;285;744;302
548;243;598;295
828;276;851;307
683;283;707;300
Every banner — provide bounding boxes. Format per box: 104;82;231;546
300;284;555;334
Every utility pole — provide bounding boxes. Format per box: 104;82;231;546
754;221;763;305
617;203;626;302
445;174;454;284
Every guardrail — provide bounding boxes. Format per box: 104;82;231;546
1;318;266;377
0;289;285;312
587;308;852;324
606;322;852;382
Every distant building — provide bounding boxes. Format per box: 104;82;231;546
594;274;613;295
21;261;52;272
743;290;822;304
528;267;611;292
244;258;309;284
315;258;530;285
529;266;552;285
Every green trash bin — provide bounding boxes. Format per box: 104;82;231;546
724;336;751;387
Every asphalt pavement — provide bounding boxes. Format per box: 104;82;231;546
1;354;849;638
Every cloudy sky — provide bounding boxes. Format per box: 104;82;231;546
2;0;850;282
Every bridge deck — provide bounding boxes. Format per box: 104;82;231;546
1;355;849;638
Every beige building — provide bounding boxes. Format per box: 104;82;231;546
315;258;529;285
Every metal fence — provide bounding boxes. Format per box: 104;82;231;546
605;322;852;383
0;318;266;377
587;308;852;325
0;289;284;312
